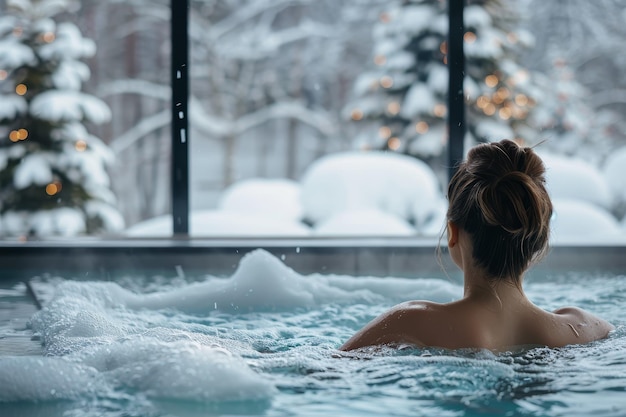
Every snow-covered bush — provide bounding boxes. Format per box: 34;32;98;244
218;179;303;222
300;151;443;234
551;199;621;242
539;153;612;209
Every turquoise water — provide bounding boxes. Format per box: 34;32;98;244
0;249;625;416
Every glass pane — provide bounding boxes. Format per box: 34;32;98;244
0;0;170;240
183;0;449;238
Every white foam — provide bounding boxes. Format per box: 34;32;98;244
80;338;275;401
0;357;103;402
14;249;462;405
129;249;460;313
32;249;460;316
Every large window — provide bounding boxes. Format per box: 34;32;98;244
1;0;625;242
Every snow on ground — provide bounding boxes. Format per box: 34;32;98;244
125;210;311;238
124;148;626;240
218;179;303;222
539;152;612;209
300;151;443;229
313;208;416;236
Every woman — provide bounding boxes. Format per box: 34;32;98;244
341;140;613;351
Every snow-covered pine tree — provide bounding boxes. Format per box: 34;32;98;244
0;0;124;238
346;0;540;166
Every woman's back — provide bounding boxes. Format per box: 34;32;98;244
340;296;613;351
340;140;613;352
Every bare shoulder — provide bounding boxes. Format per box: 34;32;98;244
553;306;610;326
339;301;441;351
552;306;614;343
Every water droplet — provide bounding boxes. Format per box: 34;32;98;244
296;247;300;253
281;254;286;261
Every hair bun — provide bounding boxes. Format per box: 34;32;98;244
467;140;551;237
478;170;538;235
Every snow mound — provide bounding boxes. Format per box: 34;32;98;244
125;210;311;237
300;151;442;228
540;153;612;209
551;199;620;240
603;146;626;205
314;209;416;236
218;179;303;222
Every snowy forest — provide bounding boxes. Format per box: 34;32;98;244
1;0;626;239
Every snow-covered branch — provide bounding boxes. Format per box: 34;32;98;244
236;101;335;136
190;98;336;139
110;109;170;154
96;79;170;101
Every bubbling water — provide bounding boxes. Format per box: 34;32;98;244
1;249;624;417
2;249;459;406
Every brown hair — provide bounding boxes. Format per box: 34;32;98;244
446;139;552;283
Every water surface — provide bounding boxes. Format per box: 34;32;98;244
0;249;624;416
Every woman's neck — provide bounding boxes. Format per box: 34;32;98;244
460;255;527;304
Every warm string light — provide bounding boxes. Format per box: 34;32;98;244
464;32;477;44
485;75;498;88
0;69;7;80
75;140;88;152
387;137;401;150
45;181;62;196
483;103;496;116
433;104;446;117
475;75;534;120
13;27;23;37
41;32;55;43
415;121;429;134
380;76;394;89
15;84;27;95
514;94;528;106
374;55;386;66
386;101;400;115
9;129;28;142
498;107;512;120
379;12;391;23
440;41;447;55
440;34;484;64
350;109;363;121
379;126;392;139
